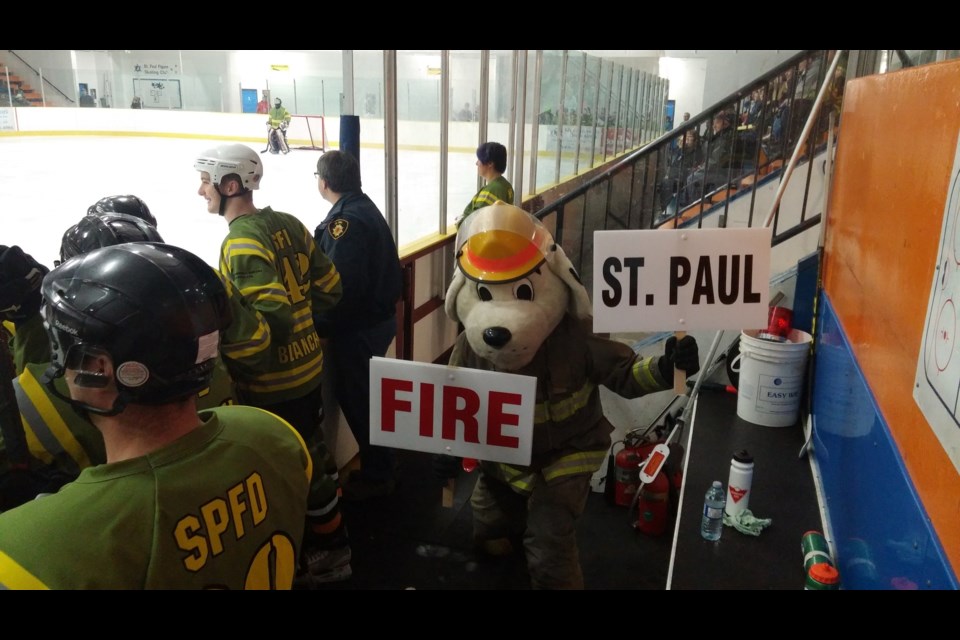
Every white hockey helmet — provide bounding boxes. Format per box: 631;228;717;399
194;144;263;191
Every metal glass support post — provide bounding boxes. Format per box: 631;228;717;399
554;51;568;185
573;52;587;175
383;51;399;244
528;50;543;195
512;50;527;203
439;50;450;235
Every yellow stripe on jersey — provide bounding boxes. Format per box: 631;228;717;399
313;269;341;293
0;552;50;589
220;316;271;360
221;237;275;264
631;356;662;392
238;283;290;305
19;369;93;469
291;307;314;333
236;351;323;394
533;382;596;424
543;450;607;481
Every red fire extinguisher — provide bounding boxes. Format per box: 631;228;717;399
635;468;670;536
613;445;640;507
608;438;656;508
628;440;673;537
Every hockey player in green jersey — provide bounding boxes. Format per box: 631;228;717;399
195;143;351;585
0;242;313;589
0;211;274;512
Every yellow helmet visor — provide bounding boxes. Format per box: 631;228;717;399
456;203;554;283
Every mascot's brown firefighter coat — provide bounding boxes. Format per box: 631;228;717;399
444;203;688;589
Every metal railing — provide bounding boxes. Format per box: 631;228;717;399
534;50;845;279
5;50;74;105
394;50;846;363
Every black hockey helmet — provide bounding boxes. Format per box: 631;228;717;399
60;213;164;265
86;195;158;228
40;242;231;413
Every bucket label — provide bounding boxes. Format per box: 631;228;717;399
755;373;803;412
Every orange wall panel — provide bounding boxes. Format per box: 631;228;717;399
824;60;960;571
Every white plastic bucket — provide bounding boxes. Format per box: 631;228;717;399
736;328;812;427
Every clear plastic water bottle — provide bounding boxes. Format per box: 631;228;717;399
700;480;726;541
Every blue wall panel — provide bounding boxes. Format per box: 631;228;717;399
813;295;958;589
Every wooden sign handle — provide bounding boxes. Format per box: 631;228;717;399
442;479;455;508
674;330;687;396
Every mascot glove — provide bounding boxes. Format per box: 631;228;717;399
431;454;463;486
657;335;701;383
0;245;48;324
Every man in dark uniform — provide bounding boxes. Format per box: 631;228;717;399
313;150;403;501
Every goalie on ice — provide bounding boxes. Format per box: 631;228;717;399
263;97;291;155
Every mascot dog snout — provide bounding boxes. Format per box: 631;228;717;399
482;326;512;348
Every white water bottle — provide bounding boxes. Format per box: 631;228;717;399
725;450;754;518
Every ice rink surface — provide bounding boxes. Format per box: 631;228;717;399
1;136;479;269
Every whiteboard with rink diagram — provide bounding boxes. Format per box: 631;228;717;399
133;78;182;109
915;130;960;476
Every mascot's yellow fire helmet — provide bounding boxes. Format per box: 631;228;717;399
455;202;554;283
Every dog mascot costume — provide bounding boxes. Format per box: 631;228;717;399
437;203;699;589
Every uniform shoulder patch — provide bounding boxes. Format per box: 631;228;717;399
330;218;349;240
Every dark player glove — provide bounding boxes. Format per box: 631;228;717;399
0;245;48;324
657;335;701;382
431;454;462;486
